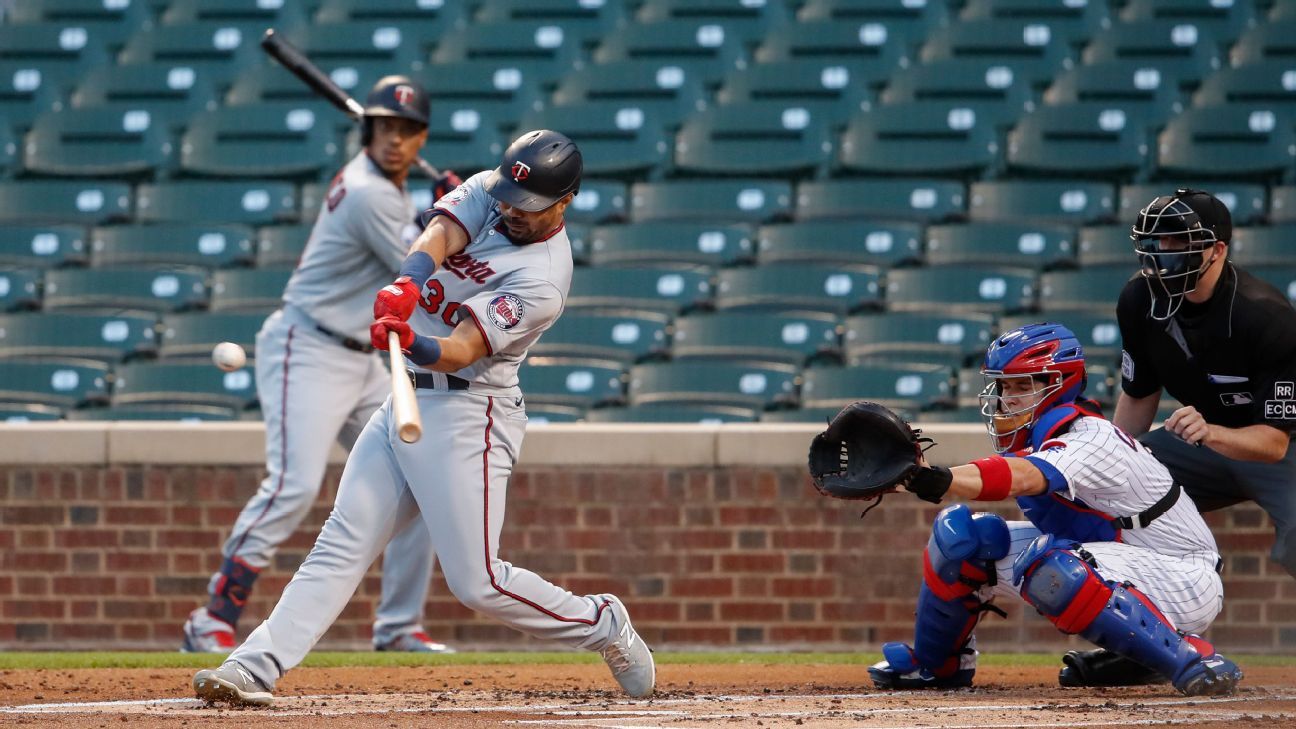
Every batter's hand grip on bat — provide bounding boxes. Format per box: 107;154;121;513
388;331;423;444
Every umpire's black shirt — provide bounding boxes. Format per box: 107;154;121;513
1117;263;1296;433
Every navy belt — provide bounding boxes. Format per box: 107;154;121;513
407;369;470;391
315;324;374;354
1110;482;1181;530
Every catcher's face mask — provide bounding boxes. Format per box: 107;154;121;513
979;373;1058;453
1131;193;1224;320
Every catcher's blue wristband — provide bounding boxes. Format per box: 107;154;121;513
407;334;441;366
400;251;437;283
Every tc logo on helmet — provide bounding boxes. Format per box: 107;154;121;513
511;161;531;182
394;85;415;106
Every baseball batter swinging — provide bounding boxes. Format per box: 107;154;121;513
182;76;459;655
192;130;655;706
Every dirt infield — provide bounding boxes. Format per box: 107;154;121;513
1;663;1293;728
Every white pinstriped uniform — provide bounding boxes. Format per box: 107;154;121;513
985;416;1224;634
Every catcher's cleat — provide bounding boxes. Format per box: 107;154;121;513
181;608;235;654
374;631;457;653
1174;653;1243;697
1058;648;1167;687
193;662;274;707
599;595;655;699
869;642;974;690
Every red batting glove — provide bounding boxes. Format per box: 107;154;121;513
432;170;463;203
370;316;414;352
374;277;420;321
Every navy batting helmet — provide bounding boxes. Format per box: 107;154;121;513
361;75;429;144
483;129;582;212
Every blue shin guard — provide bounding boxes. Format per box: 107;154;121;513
1015;535;1242;697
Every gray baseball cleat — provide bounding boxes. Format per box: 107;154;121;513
599;595;655;698
193;661;274;707
374;631;457;653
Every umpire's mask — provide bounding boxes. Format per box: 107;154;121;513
1130;189;1230;320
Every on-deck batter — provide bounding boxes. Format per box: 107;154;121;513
868;322;1242;697
191;130;655;707
182;76;458;655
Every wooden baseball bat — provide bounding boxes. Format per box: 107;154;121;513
260;29;441;179
388;331;423;444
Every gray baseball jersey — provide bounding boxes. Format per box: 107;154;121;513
283;152;423;340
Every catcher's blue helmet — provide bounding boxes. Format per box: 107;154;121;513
979;323;1086;453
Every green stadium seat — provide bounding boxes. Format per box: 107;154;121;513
636;0;790;46
796;1;949;55
1000;310;1124;363
44;267;208;312
914;405;985;424
0;359;110;408
0;312;158;361
0;403;65;422
1038;265;1138;312
316;0;467;27
844;312;996;367
22;108;173;178
70;64;219;131
0;61;70;132
879;60;1035;130
113;361;258;410
589;222;753;267
1121;0;1257;46
255;225;312;267
1078;225;1136;267
1085;363;1118;407
281;23;423;72
801;362;956;411
416;62;547;132
591;20;747;89
420;107;504;176
1081;21;1223;90
672;310;842;365
757;220;924;267
0;181;131;225
716;263;881;315
885;265;1037;315
674;102;833;178
566;222;591;264
0;268;41;311
0;225;88;268
68;404;241;421
567;265;712;314
162;0;309;29
118;23;260;89
968;180;1116;225
1043;60;1185;131
0;24;111;79
517;357;625;408
136;181;297;225
628;361;799;410
796;179;965;223
517;103;670;179
925;222;1077;270
551;61;708;130
716;61;873;129
521;404;585;424
431;21;583;89
179;103;341;179
7;0;151;51
588;404;760;423
1006;104;1150;180
960;0;1112;44
0;122;16;175
476;0;625;34
1154;106;1295;182
1118;182;1267;227
1232;225;1296;266
837;102;1001;178
630;180;793;223
752;21;908;91
957;365;988;407
158;311;266;359
224;63;388;130
1193;61;1296;111
760;406;852;424
210;267;292;312
90;224;255;268
1250;266;1296;304
528;309;671;363
564;180;628;224
1273;186;1296;223
1230;21;1296;65
919;20;1076;89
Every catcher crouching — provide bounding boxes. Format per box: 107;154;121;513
808;322;1242;697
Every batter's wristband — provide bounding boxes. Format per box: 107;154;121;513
971;456;1012;500
399;251;437;284
407;334;441;366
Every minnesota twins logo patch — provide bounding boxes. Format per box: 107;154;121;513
487;294;524;331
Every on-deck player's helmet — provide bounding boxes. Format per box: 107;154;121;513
483;129;582;212
1130;188;1231;320
978;322;1087;453
361;75;429;144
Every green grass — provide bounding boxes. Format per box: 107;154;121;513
2;652;1293;671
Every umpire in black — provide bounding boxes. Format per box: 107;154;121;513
1114;188;1296;582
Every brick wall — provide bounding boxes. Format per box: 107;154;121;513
2;463;1293;652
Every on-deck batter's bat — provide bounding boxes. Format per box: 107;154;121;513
388;331;423;444
260;28;441;179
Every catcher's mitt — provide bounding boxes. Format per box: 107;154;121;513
807;401;932;501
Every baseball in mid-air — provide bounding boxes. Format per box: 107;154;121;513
211;342;247;372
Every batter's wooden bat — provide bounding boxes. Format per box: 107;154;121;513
388;331;423;444
260;29;441;179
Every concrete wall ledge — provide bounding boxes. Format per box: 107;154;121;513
0;422;992;467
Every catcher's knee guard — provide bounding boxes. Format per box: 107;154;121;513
1015;535;1242;696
